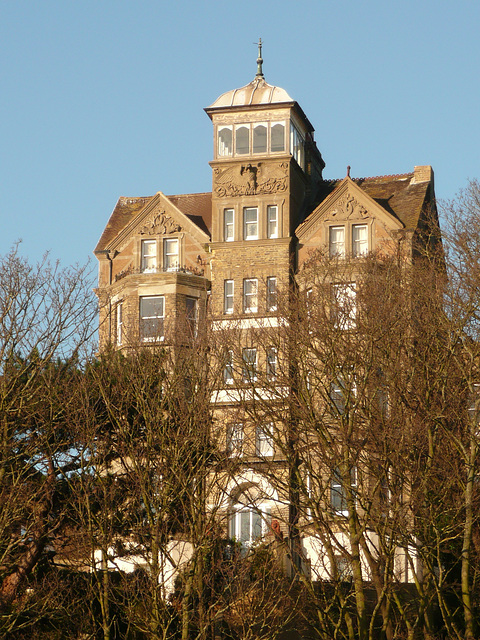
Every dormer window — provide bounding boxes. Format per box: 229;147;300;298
352;224;368;257
141;240;157;272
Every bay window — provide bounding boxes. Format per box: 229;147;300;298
140;296;164;342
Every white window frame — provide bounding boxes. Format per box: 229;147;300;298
243;278;258;313
266;347;277;380
243;207;258;240
139;296;165;343
141;239;157;273
256;423;274;457
266;276;277;312
329;226;346;258
332;283;356;330
242;347;257;382
331;467;357;516
116;301;123;346
267;205;278;239
163;238;179;272
224;280;234;314
224;350;234;385
228;506;271;547
227;423;243;456
290;122;304;169
352;224;368;257
224;208;234;242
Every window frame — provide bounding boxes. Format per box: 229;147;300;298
267;205;278;239
331;466;357;516
224;208;234;242
332;282;357;330
218;125;233;157
329;226;346;258
352;224;368;257
116;301;123;346
224;279;234;314
242;347;257;382
256;423;274;457
139;295;165;343
266;276;277;312
163;237;179;272
141;239;157;273
227;423;243;456
243;207;258;240
243;278;258;313
266;347;277;380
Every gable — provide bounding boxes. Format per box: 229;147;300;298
296;177;404;245
103;192;210;255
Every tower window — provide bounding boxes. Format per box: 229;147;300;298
290;122;305;169
218;126;233;157
244;207;258;240
224;208;234;242
141;240;157;273
253;123;267;153
235;125;250;155
267;205;278;238
271;122;285;152
139;296;164;342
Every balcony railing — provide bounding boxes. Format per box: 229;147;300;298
115;264;205;282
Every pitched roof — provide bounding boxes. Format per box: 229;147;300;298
306;168;434;231
94;192;212;254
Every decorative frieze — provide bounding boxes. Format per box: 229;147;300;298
213;162;288;197
327;192;369;221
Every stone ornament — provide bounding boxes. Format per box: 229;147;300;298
327;192;369;221
214;162;288;197
139;211;182;235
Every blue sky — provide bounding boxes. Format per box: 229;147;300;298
1;0;479;267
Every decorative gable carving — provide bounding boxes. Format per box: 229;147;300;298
326;192;369;222
139;211;183;235
213;162;288;197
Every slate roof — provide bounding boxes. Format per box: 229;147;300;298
94;192;212;254
306;171;433;231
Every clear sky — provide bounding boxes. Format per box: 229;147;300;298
1;0;479;267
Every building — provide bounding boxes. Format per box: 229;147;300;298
94;45;438;584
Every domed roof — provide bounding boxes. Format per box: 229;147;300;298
208;77;293;110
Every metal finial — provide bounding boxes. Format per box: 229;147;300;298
347;165;351;177
255;38;264;78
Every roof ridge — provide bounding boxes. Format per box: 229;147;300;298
166;191;212;198
322;172;412;184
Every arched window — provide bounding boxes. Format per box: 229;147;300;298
228;484;272;548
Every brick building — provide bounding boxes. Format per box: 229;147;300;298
94;48;438;580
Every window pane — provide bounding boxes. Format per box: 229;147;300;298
266;347;277;379
240;512;250;543
242;348;257;381
271;122;285;152
218;126;233;157
236;125;249;155
352;224;368;257
252;511;262;539
329;227;345;258
224;350;234;384
244;207;258;240
253;124;267;153
332;283;356;329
